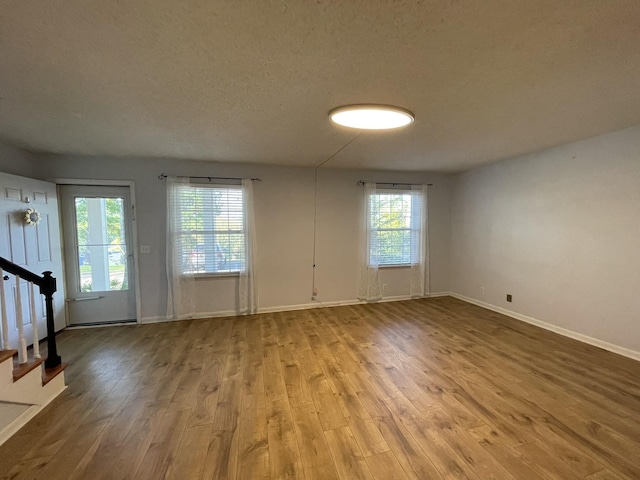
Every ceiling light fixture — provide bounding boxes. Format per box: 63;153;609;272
329;104;414;130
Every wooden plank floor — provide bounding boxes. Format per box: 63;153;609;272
1;296;639;479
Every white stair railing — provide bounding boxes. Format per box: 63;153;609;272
0;257;62;370
0;267;9;351
0;270;41;362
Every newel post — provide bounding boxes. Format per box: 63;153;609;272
40;271;61;369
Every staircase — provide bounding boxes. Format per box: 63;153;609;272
0;257;66;446
0;349;67;445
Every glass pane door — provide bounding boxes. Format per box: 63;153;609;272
60;184;137;326
74;196;129;292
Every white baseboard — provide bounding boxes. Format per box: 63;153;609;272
448;292;640;362
140;316;167;324
257;295;413;313
140;309;238;324
140;292;451;324
66;321;137;330
0;404;41;447
422;291;451;298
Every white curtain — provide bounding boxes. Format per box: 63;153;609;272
358;182;382;301
166;176;195;320
238;178;258;314
410;184;430;297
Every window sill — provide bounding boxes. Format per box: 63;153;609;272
182;272;241;279
377;264;410;269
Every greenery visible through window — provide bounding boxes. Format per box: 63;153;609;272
74;197;128;291
369;191;415;266
176;185;245;274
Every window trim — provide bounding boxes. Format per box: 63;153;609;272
186;271;240;279
367;188;420;267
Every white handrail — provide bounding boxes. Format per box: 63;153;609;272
15;275;27;364
29;282;41;360
0;268;9;350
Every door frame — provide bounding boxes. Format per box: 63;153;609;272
52;178;142;325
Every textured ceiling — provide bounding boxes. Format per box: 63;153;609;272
1;1;640;172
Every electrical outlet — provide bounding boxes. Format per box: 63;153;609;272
383;284;388;291
506;294;512;302
140;245;151;254
313;287;318;296
480;287;485;295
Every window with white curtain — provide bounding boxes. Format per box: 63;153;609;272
174;184;245;274
368;190;419;266
359;183;428;302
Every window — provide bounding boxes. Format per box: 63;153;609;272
175;184;245;274
74;196;129;291
368;190;421;266
360;183;428;301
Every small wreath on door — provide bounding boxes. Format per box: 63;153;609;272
24;208;41;226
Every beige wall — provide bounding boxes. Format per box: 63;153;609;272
33;155;452;320
314;168;451;301
450;125;640;355
3;122;639;358
0;143;38;177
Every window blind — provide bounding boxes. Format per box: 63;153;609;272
369;191;414;265
175;184;245;274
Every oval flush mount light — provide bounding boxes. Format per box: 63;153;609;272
329;104;414;130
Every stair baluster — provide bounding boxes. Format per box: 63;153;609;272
29;282;41;360
0;268;8;350
0;257;61;370
15;276;27;364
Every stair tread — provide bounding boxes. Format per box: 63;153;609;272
0;350;18;364
12;358;44;382
42;364;67;386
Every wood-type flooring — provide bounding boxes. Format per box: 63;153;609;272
1;297;639;479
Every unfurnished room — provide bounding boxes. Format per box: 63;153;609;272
0;1;639;479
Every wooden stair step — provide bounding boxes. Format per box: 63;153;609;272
0;349;18;364
12;358;44;382
42;364;68;386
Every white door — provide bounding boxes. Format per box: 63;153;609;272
59;185;136;325
0;172;66;349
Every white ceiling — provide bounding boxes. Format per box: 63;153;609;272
1;1;640;172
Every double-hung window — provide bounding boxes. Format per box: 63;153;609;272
368;190;422;266
360;183;428;301
175;184;245;275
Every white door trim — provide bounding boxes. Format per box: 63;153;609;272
52;178;142;325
